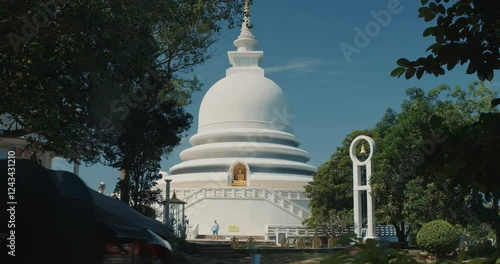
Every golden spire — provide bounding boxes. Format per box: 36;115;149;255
244;0;250;14
234;0;256;51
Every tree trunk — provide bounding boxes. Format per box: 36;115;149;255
120;169;130;204
393;221;408;248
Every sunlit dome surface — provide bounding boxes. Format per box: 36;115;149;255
198;72;290;133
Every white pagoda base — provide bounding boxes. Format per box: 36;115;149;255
174;187;310;238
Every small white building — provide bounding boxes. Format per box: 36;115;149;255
0;137;55;168
166;3;317;239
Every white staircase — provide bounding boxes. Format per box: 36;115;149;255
182;187;311;220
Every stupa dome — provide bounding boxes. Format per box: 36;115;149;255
198;72;290;133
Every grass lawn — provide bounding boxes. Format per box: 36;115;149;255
175;245;500;264
179;251;330;264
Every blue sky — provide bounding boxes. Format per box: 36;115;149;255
53;0;498;194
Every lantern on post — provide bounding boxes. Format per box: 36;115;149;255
169;190;187;239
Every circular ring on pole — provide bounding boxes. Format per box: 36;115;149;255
349;135;376;165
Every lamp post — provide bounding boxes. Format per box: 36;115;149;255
73;161;80;176
169;190;186;239
163;178;172;226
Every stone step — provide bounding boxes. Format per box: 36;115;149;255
191;243;246;257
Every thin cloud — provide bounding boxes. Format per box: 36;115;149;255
266;58;323;74
266;58;344;75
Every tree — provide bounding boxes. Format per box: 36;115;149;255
372;83;494;246
103;98;192;205
306;209;353;241
391;0;500;81
112;152;163;218
421;102;500;246
403;176;472;243
0;0;245;163
402;83;496;242
306;83;494;247
372;88;441;245
1;0;247;206
97;1;247;203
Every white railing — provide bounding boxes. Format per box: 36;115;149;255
260;189;311;219
272;190;309;200
183;187;310;220
172;189;197;200
264;224;403;241
264;224;320;241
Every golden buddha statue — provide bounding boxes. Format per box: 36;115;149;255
232;167;247;186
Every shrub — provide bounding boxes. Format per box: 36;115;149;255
319;238;499;264
466;222;495;246
320;239;420;264
417;220;460;256
467;243;497;258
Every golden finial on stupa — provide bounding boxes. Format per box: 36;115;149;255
244;0;250;14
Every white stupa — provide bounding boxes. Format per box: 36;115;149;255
168;1;317;239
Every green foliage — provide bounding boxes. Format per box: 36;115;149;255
372;83;496;245
419;87;500;245
404;178;472;244
321;239;419;264
306;209;354;240
467;243;497;259
422;112;500;193
392;0;500;81
1;0;246;207
333;232;358;246
466;222;495;247
0;0;244;163
133;204;159;219
321;238;500;264
307;83;495;249
372;86;447;245
417;220;461;256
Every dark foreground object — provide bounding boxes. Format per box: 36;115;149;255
1;159;172;264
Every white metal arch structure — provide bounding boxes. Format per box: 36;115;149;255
349;135;376;239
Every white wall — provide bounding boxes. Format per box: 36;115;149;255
186;198;303;237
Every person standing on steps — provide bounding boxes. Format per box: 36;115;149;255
211;220;219;240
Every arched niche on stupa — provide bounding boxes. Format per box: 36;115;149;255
228;161;250;187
